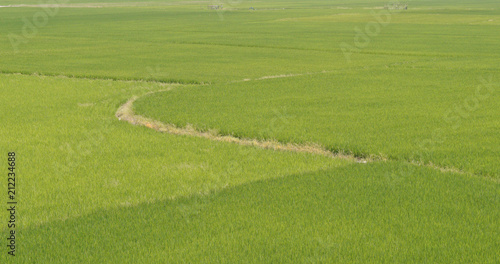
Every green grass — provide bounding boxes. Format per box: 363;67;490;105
3;1;498;83
135;67;499;177
13;162;500;263
0;0;499;263
128;1;500;177
0;74;345;229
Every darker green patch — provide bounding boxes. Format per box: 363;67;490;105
13;162;499;263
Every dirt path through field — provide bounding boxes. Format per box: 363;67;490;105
114;78;497;183
116;91;371;163
233;70;336;83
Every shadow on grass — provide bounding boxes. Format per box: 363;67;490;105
14;162;499;264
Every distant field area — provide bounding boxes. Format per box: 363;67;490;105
0;0;498;263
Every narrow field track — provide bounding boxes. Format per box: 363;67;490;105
116;87;499;184
1;71;492;181
116;92;370;163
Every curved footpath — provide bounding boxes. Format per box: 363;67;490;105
115;89;498;184
116;91;370;163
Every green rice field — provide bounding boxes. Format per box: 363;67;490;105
0;0;499;263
